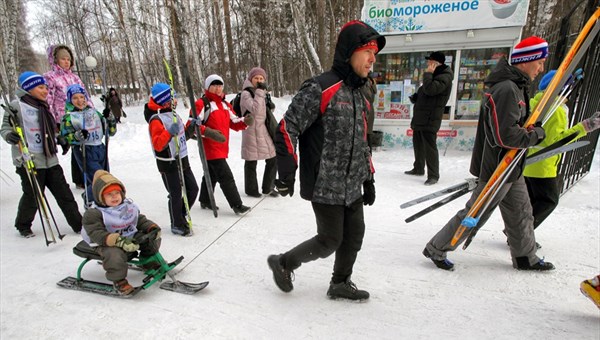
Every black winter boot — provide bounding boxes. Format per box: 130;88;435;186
233;204;251;215
515;256;555;271
267;254;294;292
327;278;370;301
423;248;454;271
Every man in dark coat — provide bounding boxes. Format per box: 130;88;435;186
267;20;385;301
423;36;555;272
405;51;453;185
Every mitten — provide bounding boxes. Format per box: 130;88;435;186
57;135;70;155
363;179;376;206
244;114;254;126
167;123;180;136
203;127;226;143
74;129;89;141
582;111;600;133
5;131;20;145
256;82;268;90
275;178;294;197
116;236;139;252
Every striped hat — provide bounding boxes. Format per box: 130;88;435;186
18;71;47;92
66;84;88;104
151;82;172;106
510;36;549;65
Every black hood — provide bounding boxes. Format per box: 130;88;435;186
485;58;531;89
331;20;386;88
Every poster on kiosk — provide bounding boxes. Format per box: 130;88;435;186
362;0;530;149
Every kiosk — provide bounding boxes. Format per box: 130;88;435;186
362;0;530;151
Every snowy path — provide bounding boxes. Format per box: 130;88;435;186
1;97;598;339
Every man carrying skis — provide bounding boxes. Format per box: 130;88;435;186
423;36;555;271
1;71;82;237
267;20;385;300
144;83;199;236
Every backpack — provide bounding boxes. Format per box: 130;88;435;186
232;88;254;117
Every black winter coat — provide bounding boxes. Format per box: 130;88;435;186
410;64;453;132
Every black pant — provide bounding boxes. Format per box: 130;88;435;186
281;199;365;284
244;157;277;195
199;159;243;208
15;165;82;232
525;176;560;229
412;130;439;180
71;151;84;186
160;167;199;228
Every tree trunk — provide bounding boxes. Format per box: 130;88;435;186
212;0;227;83
291;1;322;75
223;0;239;88
0;0;18;101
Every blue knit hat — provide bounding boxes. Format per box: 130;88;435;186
538;70;556;91
151;83;172;106
18;71;47;92
66;84;88;104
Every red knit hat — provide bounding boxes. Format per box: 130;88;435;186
510;36;549;65
354;40;380;54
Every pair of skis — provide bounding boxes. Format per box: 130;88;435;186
449;8;600;249
401;136;591;223
2;104;65;246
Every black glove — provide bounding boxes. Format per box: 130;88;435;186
102;107;111;118
409;93;418;104
527;121;545;145
265;94;276;110
256;82;268;90
5;131;20;145
275;178;294;197
363;179;375;206
75;129;89;141
57;135;70;155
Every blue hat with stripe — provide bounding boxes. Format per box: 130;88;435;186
66;84;88;104
151;83;172;106
18;71;47;92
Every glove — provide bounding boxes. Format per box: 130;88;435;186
527;122;545;144
115;236;140;252
582;111;600;133
275;178;294;197
265;94;276;110
57;135;70;155
244;114;254;126
256;82;268;90
102;107;111;118
409;93;418;104
74;129;89;141
203;127;226;143
167;123;180;136
363;179;376;206
5;131;20;145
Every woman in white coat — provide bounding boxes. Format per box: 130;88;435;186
240;67;278;197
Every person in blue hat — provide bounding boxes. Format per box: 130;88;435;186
60;84;117;207
0;71;82;237
522;70;600;246
143;83;199;237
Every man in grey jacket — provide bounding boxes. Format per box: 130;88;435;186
267;20;385;301
423;36;555;272
405;51;453;185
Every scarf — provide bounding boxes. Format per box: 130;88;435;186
20;93;58;157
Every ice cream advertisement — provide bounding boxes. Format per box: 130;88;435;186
362;0;529;34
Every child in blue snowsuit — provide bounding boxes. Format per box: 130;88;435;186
60;84;116;206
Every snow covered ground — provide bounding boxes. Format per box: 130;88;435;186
1;95;598;339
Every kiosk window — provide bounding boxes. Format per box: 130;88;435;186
373;51;454;120
455;47;509;120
